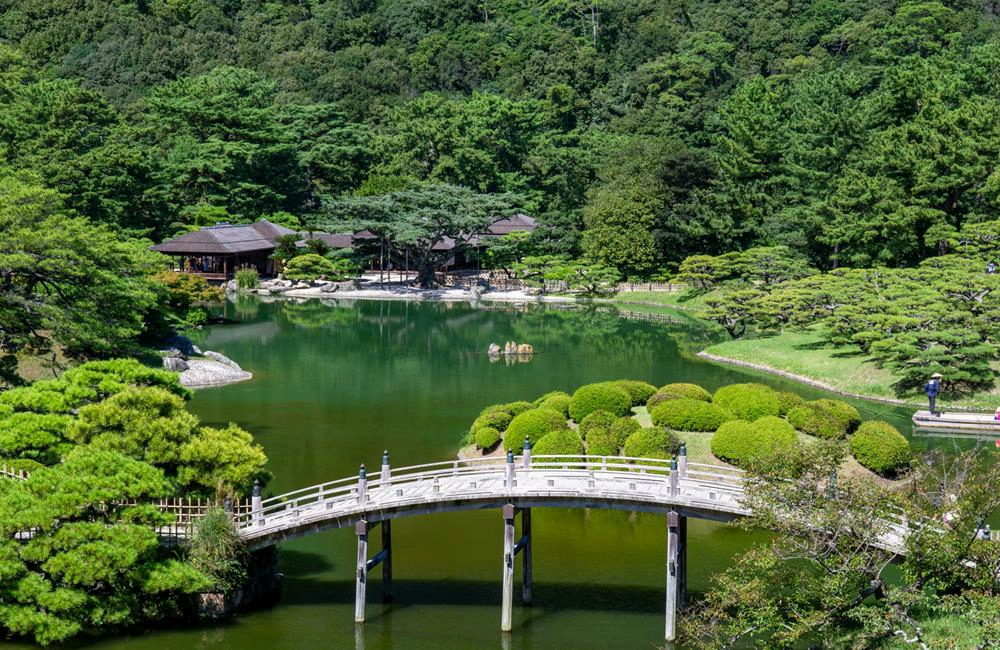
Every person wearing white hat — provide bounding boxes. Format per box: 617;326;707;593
925;373;942;416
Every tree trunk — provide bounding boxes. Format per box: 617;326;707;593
417;260;437;289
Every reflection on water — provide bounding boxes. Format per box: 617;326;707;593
61;297;938;650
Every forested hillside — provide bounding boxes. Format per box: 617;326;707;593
2;0;1000;270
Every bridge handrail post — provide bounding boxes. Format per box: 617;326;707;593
505;450;514;490
358;464;367;505
252;479;263;528
669;457;679;497
678;444;687;478
381;450;391;486
522;437;532;469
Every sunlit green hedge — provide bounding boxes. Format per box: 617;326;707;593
612;380;658;407
504;408;567;451
579;410;617;439
474;427;501;451
650;399;734;432
533;429;584;455
657;383;712;402
787;399;860;439
569;383;632;421
849;421;911;475
710;416;797;467
712;383;781;421
623;426;679;458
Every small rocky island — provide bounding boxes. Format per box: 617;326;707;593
161;335;252;388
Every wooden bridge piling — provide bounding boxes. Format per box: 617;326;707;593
355;519;368;624
665;509;688;642
501;502;533;632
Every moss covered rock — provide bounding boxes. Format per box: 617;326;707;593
650;399;734;432
712;383;782;421
849;421;911;475
569;383;632;421
504;408;567;451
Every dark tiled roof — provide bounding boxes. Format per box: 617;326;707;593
151;220;297;255
485;214;536;236
297;232;355;249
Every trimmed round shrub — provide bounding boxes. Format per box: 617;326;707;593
788;399;861;439
710;417;797;467
586;427;620;456
651;399;735;432
850;421;911;475
609;417;641;449
712;383;781;421
504;401;535;417
612;380;658;407
623;426;680;458
569;383;632;422
474;427;501;451
777;391;805;415
537;393;571;417
645;392;673;409
579;410;618;439
470;410;512;436
657;383;712;402
504;408;567;451
533;430;584;456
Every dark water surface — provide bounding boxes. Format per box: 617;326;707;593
84;298;950;649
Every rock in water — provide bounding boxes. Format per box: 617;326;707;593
517;343;534;355
204;351;242;371
488;343;500;356
162;356;189;372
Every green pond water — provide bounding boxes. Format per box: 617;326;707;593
82;297;963;649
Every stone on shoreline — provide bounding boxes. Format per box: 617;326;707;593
179;359;251;387
162;356;189;372
204;351;242;371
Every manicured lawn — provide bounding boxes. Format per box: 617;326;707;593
705;330;1000;411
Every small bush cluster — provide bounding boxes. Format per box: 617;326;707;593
777;390;804;415
568;383;632;421
612;380;658;407
283;254;356;282
533;429;584;455
657;383;712;401
235;267;260;290
710;416;797;467
470;410;512;436
650;399;734;431
474;427;501;451
849;421;911;475
787;399;860;439
712;383;782;421
504;408;567;451
579;410;617;438
623;426;680;458
535;391;571;417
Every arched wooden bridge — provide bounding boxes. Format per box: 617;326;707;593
229;448;909;641
1;449;912;642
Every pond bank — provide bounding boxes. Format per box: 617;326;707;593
279;284;574;303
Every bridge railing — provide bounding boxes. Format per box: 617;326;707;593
234;454;747;532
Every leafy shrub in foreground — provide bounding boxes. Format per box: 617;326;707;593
657;383;711;401
612;380;658;407
710;416;797;467
283;254;356;282
579;410;618;439
777;391;805;415
533;429;584;455
474;427;501;451
537;393;571;417
623;426;680;458
651;399;734;431
849;421;911;475
504;408;567;451
712;383;781;421
470;410;512;435
568;383;632;421
787;399;860;439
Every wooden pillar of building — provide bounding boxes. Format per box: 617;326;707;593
665;510;687;642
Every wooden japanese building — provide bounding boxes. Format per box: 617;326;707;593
151;219;296;280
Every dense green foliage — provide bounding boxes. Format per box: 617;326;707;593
282;254;355;282
578;411;618;440
535;391;571;417
474;426;501;451
787;399;861;440
187;507;248;593
611;380;658;407
532;429;584;456
650;398;734;432
568;382;632;421
503;408;566;452
849;421;912;475
656;383;712;402
710;417;797;467
623;426;679;459
712;383;782;421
